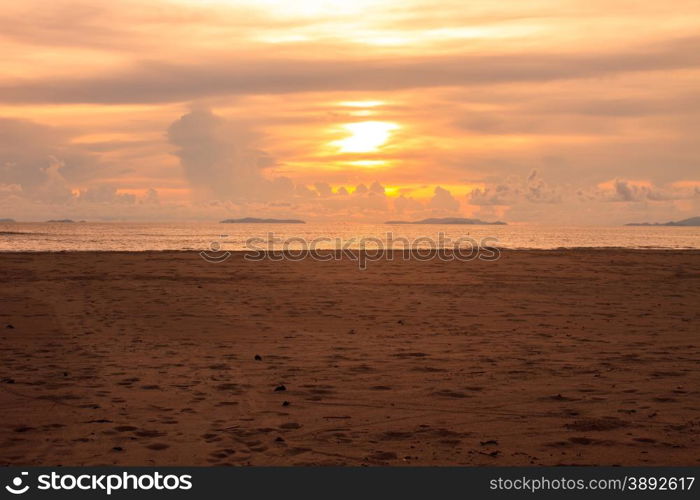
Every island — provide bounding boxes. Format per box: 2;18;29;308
0;218;15;223
220;217;305;224
46;219;75;223
385;217;506;225
625;216;700;227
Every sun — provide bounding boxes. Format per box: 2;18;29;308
332;121;399;153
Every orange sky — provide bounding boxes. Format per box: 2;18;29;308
1;0;699;223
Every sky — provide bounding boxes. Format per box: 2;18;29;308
1;0;699;224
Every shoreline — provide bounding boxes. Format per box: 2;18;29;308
1;248;699;254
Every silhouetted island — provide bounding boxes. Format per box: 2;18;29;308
221;217;305;224
625;216;700;227
46;219;75;223
0;218;15;223
385;217;506;225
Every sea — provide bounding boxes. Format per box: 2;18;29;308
0;222;699;251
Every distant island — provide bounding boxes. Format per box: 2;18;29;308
385;217;506;225
220;217;305;224
625;216;700;227
46;219;75;223
0;218;15;223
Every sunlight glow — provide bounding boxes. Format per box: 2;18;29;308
339;100;386;108
345;160;388;168
332;121;399;153
194;0;380;19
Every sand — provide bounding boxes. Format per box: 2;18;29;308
0;249;698;466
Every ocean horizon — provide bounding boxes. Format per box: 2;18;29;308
1;221;699;251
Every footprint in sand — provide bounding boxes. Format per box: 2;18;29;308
134;430;167;438
279;422;302;430
113;426;138;432
368;451;397;461
145;443;170;451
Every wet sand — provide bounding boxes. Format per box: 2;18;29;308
0;250;698;466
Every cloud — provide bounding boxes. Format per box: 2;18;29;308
394;194;424;213
143;187;160;205
470;169;560;206
0;119;86;202
2;109;697;225
599;179;699;203
0;118;68;194
165;109;403;216
428;186;460;212
352;183;389;211
167;108;293;202
2;2;699;225
3;37;699;104
524;169;561;203
308;182;390;214
0;117;167;217
77;185;136;204
467;170;700;224
0;116;133;199
314;182;333;197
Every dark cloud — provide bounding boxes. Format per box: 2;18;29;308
531;93;700;117
2;37;699;104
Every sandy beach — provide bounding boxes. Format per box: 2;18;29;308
0;250;698;466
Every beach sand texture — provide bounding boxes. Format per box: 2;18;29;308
0;250;698;466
